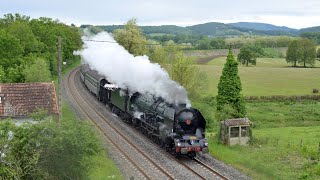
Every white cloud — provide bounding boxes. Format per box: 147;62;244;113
1;0;320;28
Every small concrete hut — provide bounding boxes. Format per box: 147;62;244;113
220;118;252;146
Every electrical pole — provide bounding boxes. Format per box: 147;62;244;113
58;36;62;126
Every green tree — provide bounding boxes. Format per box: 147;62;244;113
317;48;320;60
210;38;226;49
0;116;102;179
149;45;167;64
197;37;211;50
113;18;147;56
0;66;4;82
0;30;23;69
23;58;51;82
0;121;45;179
237;45;257;66
299;38;317;67
300;32;320;44
6;66;25;83
216;49;246;119
170;52;207;97
286;38;316;67
0;13;82;81
0;13;30;25
286;40;301;67
7;21;43;55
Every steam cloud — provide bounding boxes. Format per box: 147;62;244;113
75;32;190;106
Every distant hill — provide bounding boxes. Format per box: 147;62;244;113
82;22;320;37
299;26;320;33
186;22;245;36
96;25;191;35
186;22;299;36
229;22;297;32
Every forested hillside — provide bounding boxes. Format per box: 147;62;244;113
229;22;297;32
90;22;316;37
300;26;320;33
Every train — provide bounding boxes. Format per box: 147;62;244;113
80;64;209;158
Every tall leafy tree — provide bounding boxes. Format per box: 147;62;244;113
113;18;147;56
299;38;317;67
237;45;257;66
197;37;211;50
23;58;51;82
286;40;301;67
0;30;23;69
149;45;167;64
7;21;43;55
170;52;207;96
216;49;246;119
286;38;316;67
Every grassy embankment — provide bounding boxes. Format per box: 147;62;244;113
190;54;320;179
54;60;123;179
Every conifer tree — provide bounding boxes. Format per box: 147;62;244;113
216;49;246;118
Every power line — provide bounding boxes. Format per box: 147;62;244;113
84;39;119;44
83;39;193;47
58;36;62;127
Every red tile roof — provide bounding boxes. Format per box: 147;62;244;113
0;82;58;117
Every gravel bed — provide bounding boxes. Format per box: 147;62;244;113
181;158;225;179
197;153;251;180
63;70;146;179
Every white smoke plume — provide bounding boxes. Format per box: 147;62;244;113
75;32;190;106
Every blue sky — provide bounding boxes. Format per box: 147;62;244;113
1;0;320;29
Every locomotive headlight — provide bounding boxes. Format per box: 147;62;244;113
204;139;208;146
190;139;195;145
177;142;182;147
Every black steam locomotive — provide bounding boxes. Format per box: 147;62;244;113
80;64;208;158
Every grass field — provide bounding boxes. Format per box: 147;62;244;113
208;126;320;179
247;101;320;128
199;100;320;179
202;57;320;96
188;53;320;179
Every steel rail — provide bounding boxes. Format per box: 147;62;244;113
67;68;175;179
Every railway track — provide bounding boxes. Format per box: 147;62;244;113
112;108;228;179
65;67;228;180
65;68;175;180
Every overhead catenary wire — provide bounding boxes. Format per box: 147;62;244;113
83;39;193;47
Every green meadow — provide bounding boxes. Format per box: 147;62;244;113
202;57;320;96
196;55;320;179
208;126;320;179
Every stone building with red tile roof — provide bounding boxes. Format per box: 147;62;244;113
0;82;58;118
